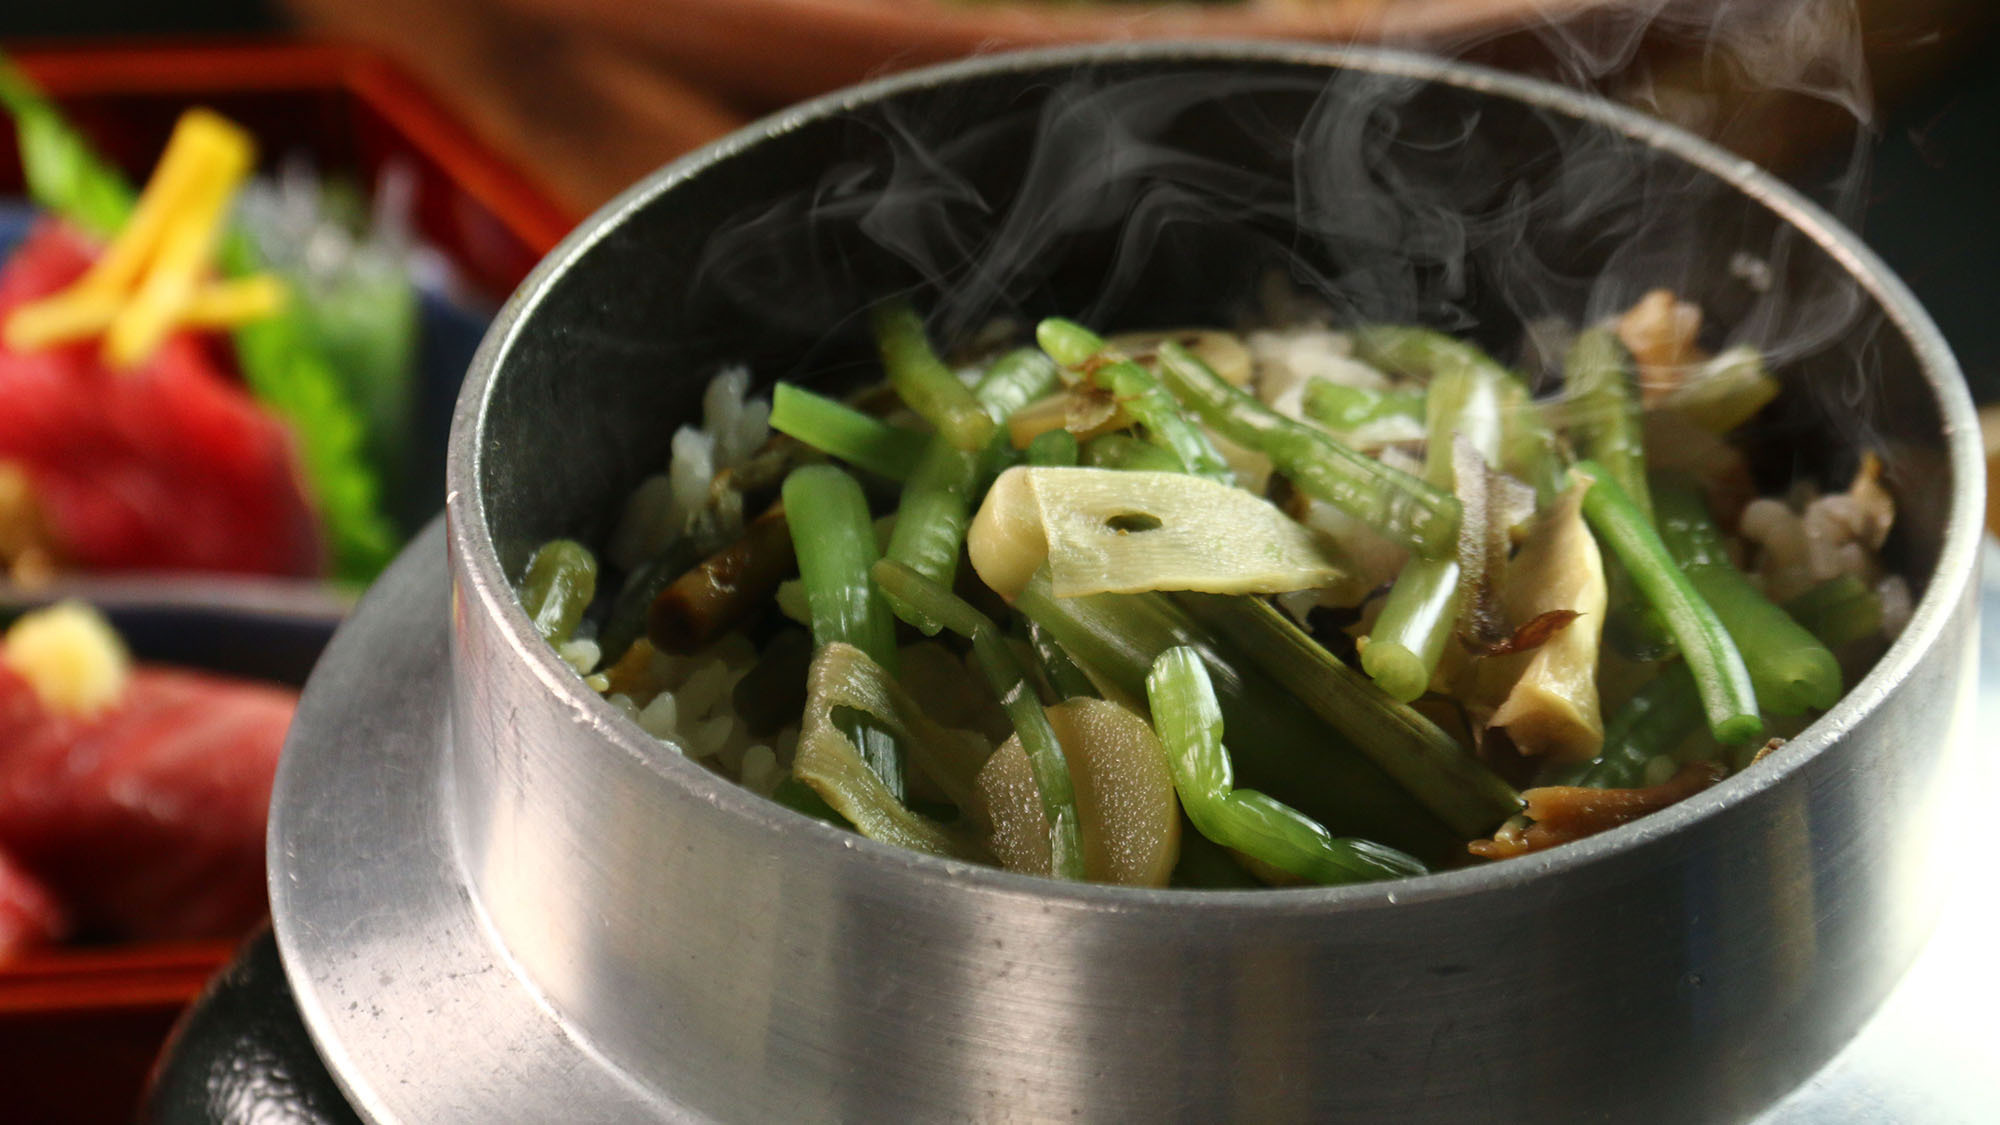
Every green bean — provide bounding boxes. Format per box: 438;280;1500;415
783;465;903;797
1360;365;1503;700
1563;327;1653;522
1783;575;1883;650
872;301;995;452
1151;340;1460;557
1300;381;1424;431
873;560;1085;880
1572;461;1761;745
1035;319;1233;482
972;347;1061;424
1082;432;1184;472
1654;481;1841;715
1146;648;1427;884
1025;429;1079;467
1013;571;1461;859
769;383;926;480
520;539;597;645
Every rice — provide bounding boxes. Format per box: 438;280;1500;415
607;365;770;572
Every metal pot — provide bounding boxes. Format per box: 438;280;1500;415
270;42;1986;1123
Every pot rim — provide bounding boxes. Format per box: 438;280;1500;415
445;39;1983;915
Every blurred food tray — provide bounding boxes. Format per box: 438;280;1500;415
0;39;575;1123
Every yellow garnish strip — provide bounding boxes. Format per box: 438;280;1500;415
104;115;256;369
2;600;132;719
1;107;264;368
4;274;287;352
69;110;231;300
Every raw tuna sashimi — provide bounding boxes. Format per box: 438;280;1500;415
0;846;67;959
0;219;322;576
0;657;293;944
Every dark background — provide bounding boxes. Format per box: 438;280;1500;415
3;1;1994;401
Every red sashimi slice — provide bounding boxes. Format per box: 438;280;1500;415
0;846;67;961
0;662;294;942
0;218;323;576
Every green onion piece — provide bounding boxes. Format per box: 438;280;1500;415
1654;481;1841;715
1036;319;1232;482
872;301;994;452
770;383;927;480
1572;462;1761;744
873;560;1085;880
519;539;598;645
1146;647;1427;884
1151;339;1460;557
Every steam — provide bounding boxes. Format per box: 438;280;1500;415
690;0;1879;411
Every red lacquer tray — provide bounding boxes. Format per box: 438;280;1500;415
0;38;575;1124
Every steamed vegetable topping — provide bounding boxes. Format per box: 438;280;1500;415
515;295;1904;885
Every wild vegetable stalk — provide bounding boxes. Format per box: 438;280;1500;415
783;465;904;798
1563;327;1653;520
1653;481;1841;715
873;560;1085;880
1562;326;1677;657
1175;591;1522;839
1012;570;1461;858
1151;339;1461;557
1027;618;1098;701
1146;647;1427;884
1556;577;1880;789
872;301;994;452
1572;461;1762;744
1035;319;1233;482
1361;365;1502;701
768;383;927;480
887;346;1065;597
